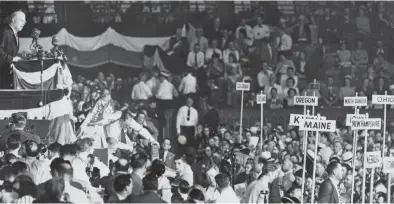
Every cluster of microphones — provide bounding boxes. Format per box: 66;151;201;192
29;28;67;61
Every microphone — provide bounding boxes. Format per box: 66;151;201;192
51;35;59;47
31;28;41;40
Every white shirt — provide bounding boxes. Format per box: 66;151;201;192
300;61;306;73
131;81;152;100
253;24;270;40
179;165;194;186
178;73;197;94
235;25;254;40
205;186;220;202
176;105;198;134
205;48;223;61
215;187;240;204
280;33;292;51
257;70;273;88
223;49;240;64
187;51;205;68
156;79;177;100
63;182;90;203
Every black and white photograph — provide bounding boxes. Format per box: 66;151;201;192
0;1;394;203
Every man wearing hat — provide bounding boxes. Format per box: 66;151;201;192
0;113;40;151
156;71;178;111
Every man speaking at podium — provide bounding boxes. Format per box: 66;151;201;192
0;11;25;89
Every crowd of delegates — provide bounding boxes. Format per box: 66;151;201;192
2;1;394;204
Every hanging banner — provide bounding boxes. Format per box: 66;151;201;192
299;119;336;132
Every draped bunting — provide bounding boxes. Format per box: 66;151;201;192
18;27;171;53
11;60;73;90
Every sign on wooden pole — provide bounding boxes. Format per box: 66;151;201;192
343;96;368;107
256;91;266;150
298;118;336;132
289;114;326;126
294;96;318;106
236;82;250;139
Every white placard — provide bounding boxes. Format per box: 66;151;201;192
351;118;382;130
365;151;382;168
343;96;368;106
236;82;250;91
249;136;259;148
346;114;368;126
299;119;336;132
372;95;394;105
383;157;394;173
294;96;318;106
289;114;327;126
256;94;266;104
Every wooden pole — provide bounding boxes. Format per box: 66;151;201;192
239;90;244;138
370;167;375;204
260;90;264;150
362;113;370;204
311;120;321;204
350;92;358;204
301;109;310;204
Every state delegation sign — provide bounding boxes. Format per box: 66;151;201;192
343;96;368;106
236;82;250;91
351;118;382;130
256;94;266;104
299;119;336;132
372;95;394;105
345;114;368;126
289;114;326;126
293;96;318;106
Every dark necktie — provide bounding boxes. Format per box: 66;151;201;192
187;107;190;121
328;86;332;96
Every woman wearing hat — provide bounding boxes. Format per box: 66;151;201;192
339;75;355;102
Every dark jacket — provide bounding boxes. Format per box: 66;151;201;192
126;191;166;203
318;178;339;204
0;25;19;89
0;129;41;151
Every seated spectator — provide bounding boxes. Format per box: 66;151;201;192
357;78;373;100
256;61;273;92
235;18;253;41
351;40;369;69
205;17;223;42
223;41;240;64
356;7;371;34
373;40;388;60
207;53;225;89
235;28;253;58
275;52;295;77
283;78;299;98
205;39;222;62
253;16;270;54
226;54;243;106
295;51;307;78
146;70;161;97
266;74;283;100
131;72;152;101
280;67;298;87
267;88;284;109
336;41;352;68
187;44;205;71
375;76;388;94
318;7;339;44
321;76;340;106
339;75;356;102
190;28;209;53
284;88;298;108
278;30;293;52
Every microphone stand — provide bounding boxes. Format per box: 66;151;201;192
36;45;45;107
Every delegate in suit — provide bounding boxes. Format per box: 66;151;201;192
318;162;344;203
0;11;25;89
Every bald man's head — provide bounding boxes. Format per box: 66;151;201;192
10;11;26;32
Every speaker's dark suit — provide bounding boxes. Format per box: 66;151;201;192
318;178;340;204
0;25;19;89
